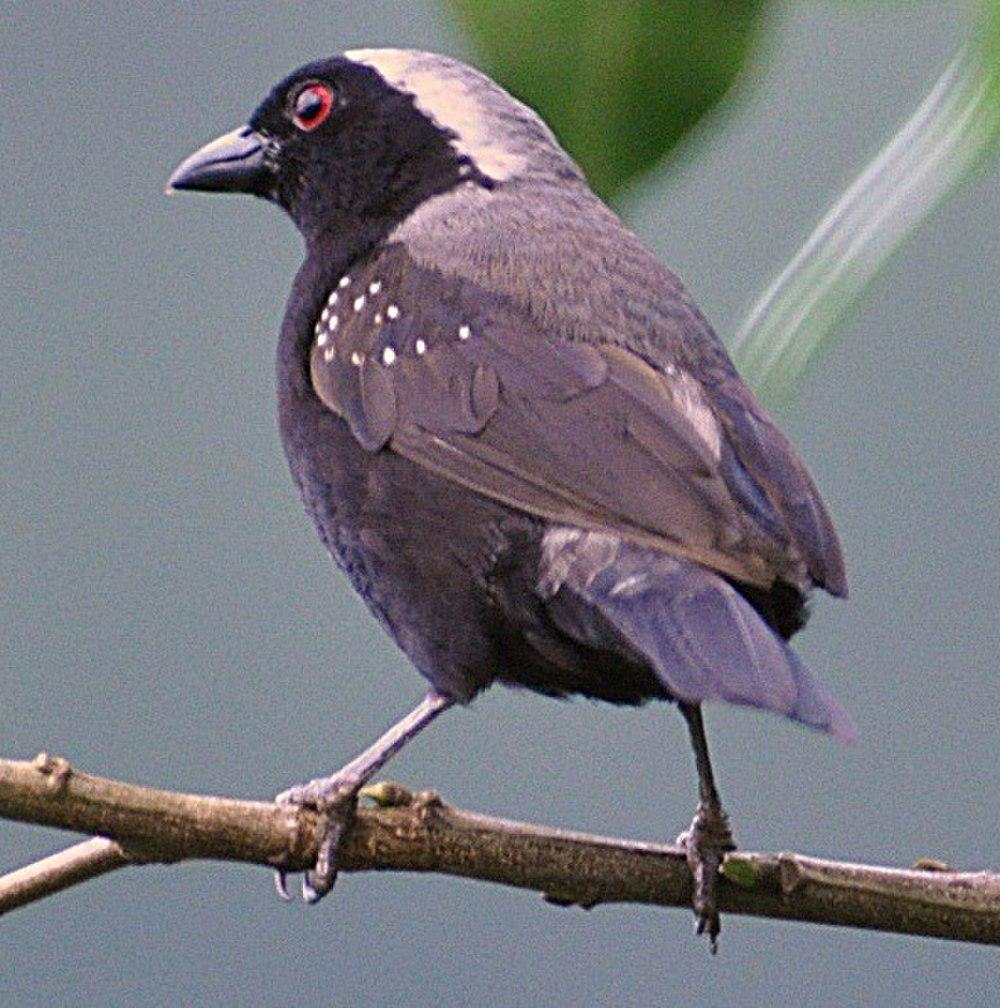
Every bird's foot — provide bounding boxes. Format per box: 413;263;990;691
676;800;736;952
273;771;362;903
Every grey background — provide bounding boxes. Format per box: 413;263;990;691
2;2;997;1006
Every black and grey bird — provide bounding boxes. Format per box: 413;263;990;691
168;49;852;946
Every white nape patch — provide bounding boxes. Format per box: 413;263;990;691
345;49;537;181
666;368;722;462
538;527;621;597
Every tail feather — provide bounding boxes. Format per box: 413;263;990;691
542;531;854;739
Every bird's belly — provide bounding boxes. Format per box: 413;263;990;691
278;389;670;706
280;389;522;700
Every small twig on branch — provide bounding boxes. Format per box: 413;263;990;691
0;753;997;944
0;837;132;914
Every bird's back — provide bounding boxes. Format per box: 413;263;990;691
374;176;846;597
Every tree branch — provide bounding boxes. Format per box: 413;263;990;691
0;753;996;944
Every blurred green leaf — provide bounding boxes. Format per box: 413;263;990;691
447;0;767;200
732;24;999;406
982;0;1000;148
448;0;997;404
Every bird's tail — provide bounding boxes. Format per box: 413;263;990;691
543;533;855;740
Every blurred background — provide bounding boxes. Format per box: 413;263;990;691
2;2;997;1006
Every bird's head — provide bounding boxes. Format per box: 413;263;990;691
168;49;580;246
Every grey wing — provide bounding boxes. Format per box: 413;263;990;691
309;251;832;591
703;376;847;596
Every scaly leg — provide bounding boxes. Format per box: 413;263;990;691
675;702;736;952
275;691;453;903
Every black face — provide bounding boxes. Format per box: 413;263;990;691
170;58;480;246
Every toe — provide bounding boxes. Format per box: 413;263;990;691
274;785;303;807
272;770;363;903
301;822;344;902
271;792;354;904
695;909;721;954
680;801;735;951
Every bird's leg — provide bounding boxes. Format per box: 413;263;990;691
675;702;736;952
274;691;453;903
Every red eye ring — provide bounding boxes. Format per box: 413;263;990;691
292;82;335;132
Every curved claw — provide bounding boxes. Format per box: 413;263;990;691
301;873;323;904
274;869;293;901
300;866;332;905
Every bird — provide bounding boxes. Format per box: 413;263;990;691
167;49;852;948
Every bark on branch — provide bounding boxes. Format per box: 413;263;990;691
0;753;997;944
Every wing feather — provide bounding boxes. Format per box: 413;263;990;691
309;250;841;591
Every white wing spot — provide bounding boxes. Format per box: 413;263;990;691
350;351;364;367
330;316;339;330
387;304;400;320
374;312;383;325
339;276;351;288
323;346;336;362
415;338;427;356
353;295;366;312
608;573;650;598
381;346;397;366
317;331;328;347
328;291;338;305
320;307;330;323
458;324;471;341
369;281;382;295
666;367;722;461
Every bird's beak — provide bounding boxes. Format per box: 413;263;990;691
166;125;272;195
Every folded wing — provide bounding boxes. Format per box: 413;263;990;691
309;249;843;593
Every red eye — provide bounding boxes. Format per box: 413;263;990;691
292;82;335;131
